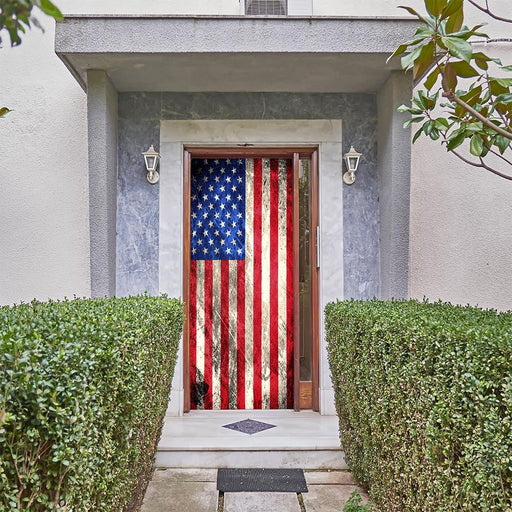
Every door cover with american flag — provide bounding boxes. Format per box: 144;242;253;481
189;157;294;409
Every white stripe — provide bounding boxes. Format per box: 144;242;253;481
261;158;271;408
278;159;289;408
228;260;238;408
212;260;222;409
245;159;254;409
195;260;205;410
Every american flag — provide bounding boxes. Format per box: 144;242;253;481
189;157;294;409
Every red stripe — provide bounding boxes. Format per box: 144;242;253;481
204;260;213;410
237;260;246;409
220;260;230;409
253;158;263;409
189;260;197;409
286;159;294;409
269;159;280;408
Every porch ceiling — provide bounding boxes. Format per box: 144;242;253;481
55;16;417;93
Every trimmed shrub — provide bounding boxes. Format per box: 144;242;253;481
326;299;512;512
0;296;183;511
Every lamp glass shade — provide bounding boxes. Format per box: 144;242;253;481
145;155;157;171
142;145;160;172
343;146;362;173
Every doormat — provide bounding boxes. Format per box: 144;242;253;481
222;418;276;435
217;468;308;493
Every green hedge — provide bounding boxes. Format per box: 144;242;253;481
0;296;183;511
326;299;512;511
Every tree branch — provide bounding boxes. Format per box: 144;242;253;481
451;149;512;180
467;0;512;23
443;91;512;140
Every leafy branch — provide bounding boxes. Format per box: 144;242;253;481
389;0;512;179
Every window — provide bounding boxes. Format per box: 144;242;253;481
245;0;287;15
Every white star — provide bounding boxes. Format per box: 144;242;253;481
226;248;231;254
197;239;202;245
237;213;242;219
226;195;231;202
208;221;214;227
214;194;220;201
214;159;220;164
203;212;208;219
226;212;231;219
232;204;237;210
214;248;220;254
209;203;214;210
238;248;242;255
220;239;225;246
192;230;197;237
208;239;214;245
208;167;214;174
238;177;243;183
203;194;208;201
237;195;242;201
214;176;220;182
231;239;236;245
203;230;208;237
231;168;237;174
214;212;220;219
203;159;208;164
237;229;242;236
220;168;225;174
214;230;220;236
192;248;197;255
192;194;197;201
197;204;202;210
220;221;225;228
226;230;231;236
192;212;197;219
209;185;214;191
226;177;231;183
192;176;197;182
198;185;202;191
220;204;225;210
203;176;208;182
220;186;225;192
232;186;237;192
203;248;208;254
198;221;203;227
226;158;231;164
238;159;243;164
232;222;236;228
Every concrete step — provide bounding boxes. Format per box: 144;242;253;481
155;410;347;470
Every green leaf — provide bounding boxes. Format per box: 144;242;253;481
0;107;11;118
441;36;472;62
412;127;424;143
401;45;424;71
425;0;447;16
387;44;409;64
446;10;464;34
494;78;512;88
470;134;484;156
494;93;512;104
441;0;463;19
442;62;458;92
475;58;488;71
501;65;512;72
489;79;509;96
495;135;511;154
403;116;425;128
424;67;441;90
434;118;450;130
38;0;63;20
446;127;466;150
413;42;435;79
452;61;479;78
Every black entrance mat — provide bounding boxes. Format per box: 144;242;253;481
217;468;308;493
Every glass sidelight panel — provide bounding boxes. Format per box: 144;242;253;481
299;157;312;382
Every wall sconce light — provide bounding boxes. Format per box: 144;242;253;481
343;146;362;185
142;145;161;184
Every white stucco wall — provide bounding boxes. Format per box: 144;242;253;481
0;15;90;305
1;0;511;308
409;45;512;312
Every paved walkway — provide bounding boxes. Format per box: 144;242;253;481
142;469;370;512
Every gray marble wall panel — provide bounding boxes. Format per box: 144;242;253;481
117;92;380;299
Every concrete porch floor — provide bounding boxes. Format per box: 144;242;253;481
156;410;347;469
142;469;371;512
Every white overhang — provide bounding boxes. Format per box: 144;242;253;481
55;16;417;93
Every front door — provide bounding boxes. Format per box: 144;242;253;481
183;149;318;411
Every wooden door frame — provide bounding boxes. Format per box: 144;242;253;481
182;146;319;412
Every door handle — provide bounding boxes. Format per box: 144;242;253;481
316;225;320;269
